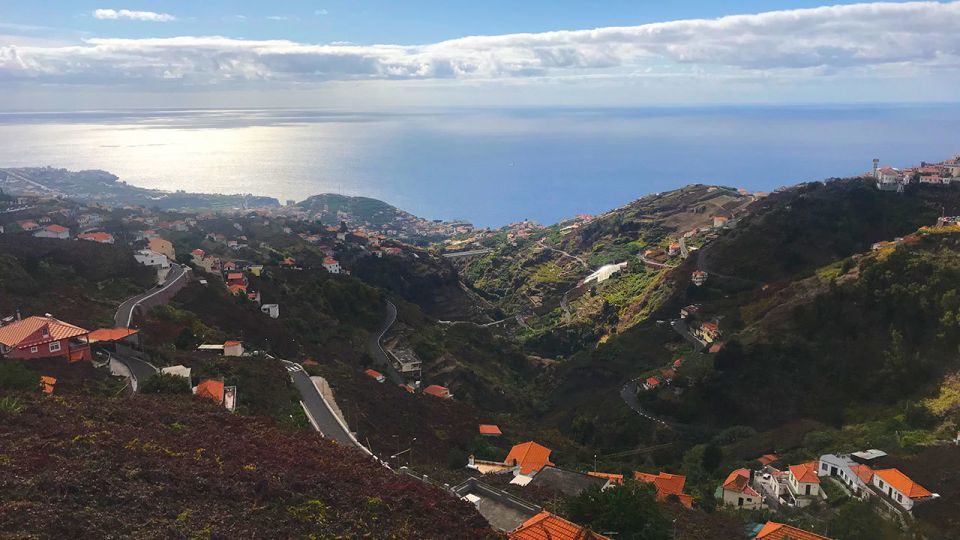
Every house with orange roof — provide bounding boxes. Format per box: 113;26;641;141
34;224;70;240
757;453;779;466
195;379;225;405
505;442;554;476
77;231;115;244
423;384;453;399
587;472;624;485
223;340;243;357
720;468;763;509
668;242;681;256
786;462;821;507
0;315;92;362
364;368;385;383
227;283;247;296
509;511;610;540
642;376;660;390
16;220;40;232
634;471;694;508
479;424;502;437
322;257;341;274
755;521;832;540
872;468;935;511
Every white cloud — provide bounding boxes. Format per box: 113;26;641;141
267;16;292;21
93;8;176;22
4;2;959;86
315;9;329;16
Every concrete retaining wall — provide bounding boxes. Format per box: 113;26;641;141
310;375;347;427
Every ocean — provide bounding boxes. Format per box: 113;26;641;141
0;105;957;227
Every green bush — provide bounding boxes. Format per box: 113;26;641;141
139;373;191;394
0;363;37;391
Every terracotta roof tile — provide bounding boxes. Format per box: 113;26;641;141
789;462;820;484
505;442;554;475
873;468;933;499
0;316;89;349
195;380;225;404
479;424;502;436
509;511;610;540
756;522;832;540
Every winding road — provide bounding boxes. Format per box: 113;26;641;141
536;240;589;270
114;263;188;328
366;300;404;385
110;262;189;387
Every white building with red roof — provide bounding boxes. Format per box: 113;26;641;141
322;257;341;274
872;468;936;511
786;461;822;507
721;468;764;509
0;315;92;362
34;224;70;240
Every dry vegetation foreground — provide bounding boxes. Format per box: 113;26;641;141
0;392;497;539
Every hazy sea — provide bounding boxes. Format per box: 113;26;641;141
0;105;957;227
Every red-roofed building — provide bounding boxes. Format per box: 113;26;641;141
195;379;225;404
0;316;91;362
423;384;453;399
34;224;70;239
721;468;763;509
364;368;385;383
479;424;502;437
509;511;610;540
787;462;821;506
505;442;554;476
223;341;243;357
322;257;341;274
643;376;660;390
634;471;694;508
16;220;40;232
756;522;832;540
872;468;934;510
588;472;624;485
77;231;115;244
757;453;779;466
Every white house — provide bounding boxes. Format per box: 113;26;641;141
134;249;170;269
161;365;192;385
34;224;70;240
322;257;341;274
872;468;935;511
260;303;280;319
818;454;874;499
721;468;764;510
786;462;821;507
223;340;244;357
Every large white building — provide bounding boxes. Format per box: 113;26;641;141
134;249;170;269
584;262;628;285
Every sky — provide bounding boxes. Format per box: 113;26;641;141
0;1;958;109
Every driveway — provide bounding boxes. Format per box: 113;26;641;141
114;263;187;328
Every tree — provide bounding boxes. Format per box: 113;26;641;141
566;481;670;540
0;362;38;390
174;328;199;351
701;443;722;472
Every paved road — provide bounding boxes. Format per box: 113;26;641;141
366;300;404;385
112;353;159;386
282;360;357;447
536;240;589;270
442;248;493;259
620;380;680;431
114;263;187;328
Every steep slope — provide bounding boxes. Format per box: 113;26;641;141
0;392;495;539
461;184;753;356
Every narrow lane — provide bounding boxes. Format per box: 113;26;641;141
282;361;357;447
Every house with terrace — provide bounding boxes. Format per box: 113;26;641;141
0;315;92;362
872;468;936;512
720;468;764;510
818;454;875;499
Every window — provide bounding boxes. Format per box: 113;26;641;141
897;494;902;502
41;328;49;338
49;341;61;353
30;346;38;353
